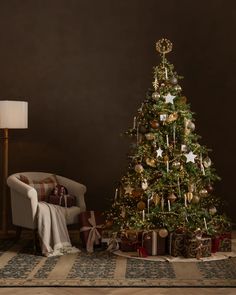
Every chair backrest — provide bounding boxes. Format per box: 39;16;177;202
12;171;55;180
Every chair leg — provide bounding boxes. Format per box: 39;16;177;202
33;229;38;254
15;226;22;241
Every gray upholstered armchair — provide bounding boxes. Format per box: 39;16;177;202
7;172;86;239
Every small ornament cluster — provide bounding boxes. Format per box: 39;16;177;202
106;38;230;237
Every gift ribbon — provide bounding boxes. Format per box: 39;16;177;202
80;211;103;253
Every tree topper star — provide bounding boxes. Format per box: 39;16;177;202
164;93;176;104
156;147;163;158
185;151;197;163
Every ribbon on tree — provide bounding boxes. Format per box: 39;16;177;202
80;211;103;253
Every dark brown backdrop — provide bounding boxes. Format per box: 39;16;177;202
0;0;235;226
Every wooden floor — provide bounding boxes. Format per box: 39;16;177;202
0;287;235;295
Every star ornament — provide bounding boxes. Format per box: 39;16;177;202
124;184;133;195
185;151;197;163
156;147;163;158
164;93;176;104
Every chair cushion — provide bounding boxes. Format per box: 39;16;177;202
19;174;58;202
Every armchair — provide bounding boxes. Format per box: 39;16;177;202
7;172;87;237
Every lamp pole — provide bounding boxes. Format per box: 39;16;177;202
2;128;8;235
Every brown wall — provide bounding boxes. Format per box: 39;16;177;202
0;0;235;225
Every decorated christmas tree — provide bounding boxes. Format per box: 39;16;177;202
106;38;230;240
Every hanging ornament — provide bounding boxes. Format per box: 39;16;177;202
185;192;193;203
188;183;195;193
187;121;195;131
179;96;187;104
156;147;163;158
166;112;178;123
139;125;147;134
104;219;113;229
124;184;133;195
209;206;217;215
164;92;176;104
121;206;126;218
146;157;156;167
145;133;155;140
206;183;214;193
132;188;143;198
152;92;161;101
168;192;177;203
199;189;208;197
184;151;197;163
164;155;169;173
141;179;148;190
137;200;146;211
159;228;168;238
150;120;160;129
159;113;167;122
181;144;188;152
152;193;161;205
134;164;144;173
174;84;182;92
170;76;178;85
203;157;212;168
192;194;200;204
172;161;181;169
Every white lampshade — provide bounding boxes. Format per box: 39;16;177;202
0;100;28;129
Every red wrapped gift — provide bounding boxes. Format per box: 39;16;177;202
212;232;232;253
143;230;166;256
48;194;76;207
79;211;105;253
120;230;140;252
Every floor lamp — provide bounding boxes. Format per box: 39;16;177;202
0;100;28;237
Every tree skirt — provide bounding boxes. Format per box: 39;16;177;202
114;238;236;262
0;239;236;287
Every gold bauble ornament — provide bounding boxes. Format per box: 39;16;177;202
145;133;155;140
168;193;177;203
203;157;212;168
199;189;208;197
146;157;156;167
209;206;217;215
186;192;193;202
137;200;146;211
150;120;160;129
152;193;161;205
152;92;161;100
134;164;144;173
174;84;182;92
192;195;200;204
163;155;169;163
179;96;187;104
159;228;168;238
104;220;113;229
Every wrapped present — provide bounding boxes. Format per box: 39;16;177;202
143;230;166;256
120;230;140;252
168;232;186;257
79;211;105;253
184;237;211;259
212;232;232;252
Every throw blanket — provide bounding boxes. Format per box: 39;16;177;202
37;202;80;257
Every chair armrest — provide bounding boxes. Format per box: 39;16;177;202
56;175;87;212
7;175;38;229
7;176;38;200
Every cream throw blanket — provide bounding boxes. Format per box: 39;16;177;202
37;202;80;257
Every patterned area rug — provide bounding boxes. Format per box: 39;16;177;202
0;238;236;287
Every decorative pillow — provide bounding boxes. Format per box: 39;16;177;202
19;174;58;202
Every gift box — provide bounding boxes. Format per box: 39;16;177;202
168;232;186;257
184;237;211;258
120;230;140;252
212;232;232;253
143;230;166;256
48;194;76;207
79;211;105;253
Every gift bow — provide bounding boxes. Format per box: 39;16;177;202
80;211;103;253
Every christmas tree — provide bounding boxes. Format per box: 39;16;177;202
106;38;230;238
